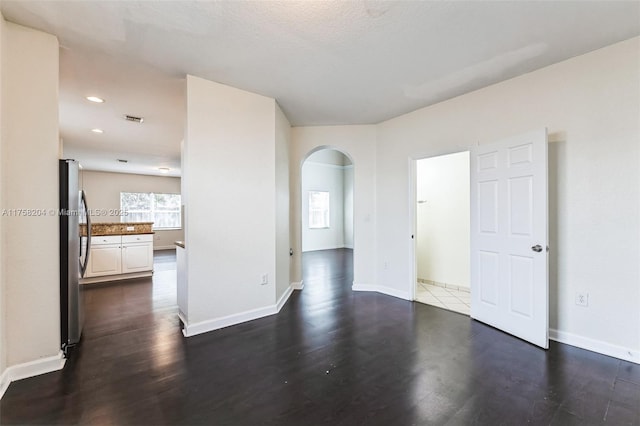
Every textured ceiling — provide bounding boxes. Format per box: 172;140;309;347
1;1;639;176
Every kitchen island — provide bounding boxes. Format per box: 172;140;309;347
80;222;155;284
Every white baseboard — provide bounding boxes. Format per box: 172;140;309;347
0;367;9;400
0;352;66;400
352;283;412;301
153;245;176;251
276;286;294;312
550;328;639;364
184;305;277;337
177;311;188;337
183;286;295;338
352;282;377;292
302;246;351;253
291;280;304;290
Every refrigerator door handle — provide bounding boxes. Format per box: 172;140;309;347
80;190;91;278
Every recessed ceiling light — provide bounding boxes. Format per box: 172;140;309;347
91;128;103;134
158;167;170;173
86;96;105;103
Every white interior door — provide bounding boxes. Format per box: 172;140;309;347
470;129;549;348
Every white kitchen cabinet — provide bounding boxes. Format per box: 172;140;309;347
83;234;153;282
122;234;154;274
86;244;122;277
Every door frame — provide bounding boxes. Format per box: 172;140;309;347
409;148;473;303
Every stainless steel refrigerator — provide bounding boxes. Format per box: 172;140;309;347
59;159;91;357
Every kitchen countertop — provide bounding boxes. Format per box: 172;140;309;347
82;222;154;236
89;221;154;226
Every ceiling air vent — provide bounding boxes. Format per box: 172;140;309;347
124;114;144;124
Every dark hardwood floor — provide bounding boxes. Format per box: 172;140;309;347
2;248;639;425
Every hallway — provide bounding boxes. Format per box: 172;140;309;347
1;249;639;425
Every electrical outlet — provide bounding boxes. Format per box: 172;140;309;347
575;292;589;307
261;274;268;285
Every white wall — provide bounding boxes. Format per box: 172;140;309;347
302;160;345;251
80;170;183;249
416;152;470;288
1;22;60;368
376;37;640;361
275;103;291;301
184;75;277;326
290;126;377;288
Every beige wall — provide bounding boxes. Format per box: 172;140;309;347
81;170;183;249
184;75;277;325
2;22;60;367
0;11;6;387
375;37;639;360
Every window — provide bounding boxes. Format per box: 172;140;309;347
120;192;181;230
309;191;330;229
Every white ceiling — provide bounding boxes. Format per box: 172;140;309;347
1;1;639;177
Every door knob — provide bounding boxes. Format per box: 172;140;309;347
531;244;543;252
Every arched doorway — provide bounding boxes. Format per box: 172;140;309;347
298;147;354;296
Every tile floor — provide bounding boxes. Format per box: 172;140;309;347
415;282;470;315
